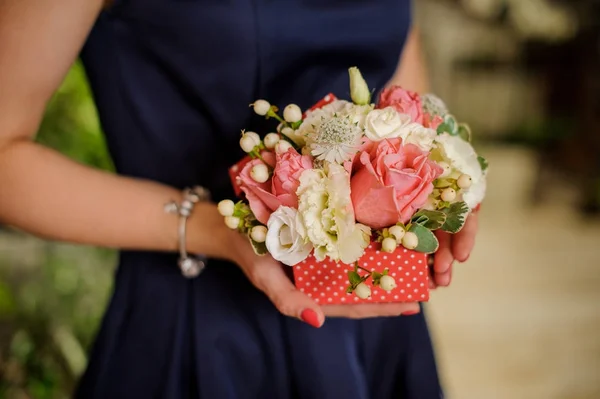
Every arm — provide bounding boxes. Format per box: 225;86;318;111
0;0;228;258
386;26;430;93
0;2;420;325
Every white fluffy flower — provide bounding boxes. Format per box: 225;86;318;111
297;163;371;264
296;100;372;143
308;115;363;164
364;107;413;141
434;133;487;208
421;93;448;117
265;206;313;266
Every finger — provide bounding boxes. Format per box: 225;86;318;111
452;212;479;262
435;265;452;287
427;256;437;289
322;302;420;319
434;230;453;274
247;258;324;328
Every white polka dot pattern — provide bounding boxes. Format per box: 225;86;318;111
293;242;429;305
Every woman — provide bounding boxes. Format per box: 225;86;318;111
0;0;478;397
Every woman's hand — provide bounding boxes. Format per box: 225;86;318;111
219;221;420;328
431;211;480;288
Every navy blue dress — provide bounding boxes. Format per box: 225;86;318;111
77;1;443;398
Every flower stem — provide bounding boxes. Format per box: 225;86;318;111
357;265;372;275
267;108;285;124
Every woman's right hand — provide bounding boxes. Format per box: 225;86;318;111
203;208;421;328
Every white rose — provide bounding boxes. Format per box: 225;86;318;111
434;133;487;208
364;107;413;141
403;124;438;151
265;206;313;266
297;163;371;264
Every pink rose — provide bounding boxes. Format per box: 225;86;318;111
423;113;443;130
350;138;443;229
377;86;424;124
239;149;313;224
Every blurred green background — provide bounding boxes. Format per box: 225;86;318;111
0;1;599;398
0;62;116;399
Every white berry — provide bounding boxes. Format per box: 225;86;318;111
240;131;261;153
217;199;235;217
224;216;240;230
263;133;280;149
252;99;271;116
402;231;419;250
275;140;293;154
457;174;472;189
250;225;268;243
250;163;270;183
283;104;302;123
381;237;397;253
354;282;371;299
388;225;405;243
441;188;456;202
438;161;451;178
422;197;439;211
379;275;397;291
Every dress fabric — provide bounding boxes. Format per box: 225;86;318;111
76;1;443;398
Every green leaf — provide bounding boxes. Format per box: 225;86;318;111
411;210;447;230
408;224;439;253
248;234;268;256
477;155;489;172
411;214;429;226
371;271;383;286
346;285;354;294
457;123;472;142
348;271;362;286
441;201;469;233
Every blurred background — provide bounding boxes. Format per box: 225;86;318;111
0;0;599;398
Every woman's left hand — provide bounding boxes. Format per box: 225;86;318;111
431;211;479;288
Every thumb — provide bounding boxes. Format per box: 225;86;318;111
247;258;324;328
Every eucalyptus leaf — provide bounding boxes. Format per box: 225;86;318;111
457;123;472;142
411;210;447;230
441;201;469;233
408;224;439;254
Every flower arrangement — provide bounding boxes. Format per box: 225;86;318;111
219;67;488;303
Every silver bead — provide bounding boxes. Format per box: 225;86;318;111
164;202;179;214
179;257;205;278
181;200;193;210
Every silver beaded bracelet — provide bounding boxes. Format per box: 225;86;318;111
164;186;210;278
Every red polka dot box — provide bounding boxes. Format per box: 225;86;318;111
292;242;430;305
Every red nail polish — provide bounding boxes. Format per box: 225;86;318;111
300;309;321;328
402;310;419;316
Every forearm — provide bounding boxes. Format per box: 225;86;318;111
387;26;430;93
0;139;230;258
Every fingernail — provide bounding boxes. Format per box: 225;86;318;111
300;309;321;328
402;310;420;316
